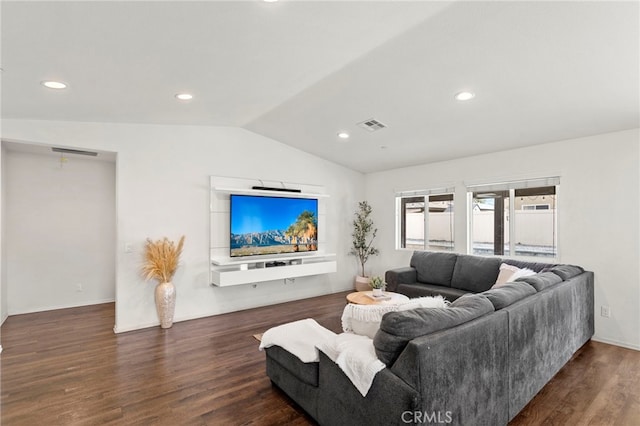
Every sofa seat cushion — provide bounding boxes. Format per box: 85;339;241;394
410;251;458;287
373;294;494;366
265;345;319;387
482;281;537;310
451;254;501;292
550;265;584;281
516;272;563;292
396;283;468;301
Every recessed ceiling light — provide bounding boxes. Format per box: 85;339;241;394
41;81;67;89
175;93;193;101
337;132;350;140
264;0;279;3
454;91;475;101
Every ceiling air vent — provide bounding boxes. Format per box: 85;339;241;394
357;118;387;132
52;147;98;157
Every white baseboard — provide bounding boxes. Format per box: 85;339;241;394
112;311;218;334
0;345;3;354
592;336;640;351
8;298;115;316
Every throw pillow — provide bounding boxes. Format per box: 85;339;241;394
511;267;536;281
492;263;536;288
493;263;520;287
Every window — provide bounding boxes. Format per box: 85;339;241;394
397;190;454;251
468;178;558;258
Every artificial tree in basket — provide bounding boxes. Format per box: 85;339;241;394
142;235;185;329
350;201;379;291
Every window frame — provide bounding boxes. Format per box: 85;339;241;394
396;190;455;252
467;178;559;260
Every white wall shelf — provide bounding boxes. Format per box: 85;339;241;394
211;253;336;287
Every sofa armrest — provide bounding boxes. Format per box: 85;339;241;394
385;267;417;292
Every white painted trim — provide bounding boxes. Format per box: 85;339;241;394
591;336;640;352
8;298;115;316
0;345;3;354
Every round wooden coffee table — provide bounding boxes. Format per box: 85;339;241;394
346;291;410;305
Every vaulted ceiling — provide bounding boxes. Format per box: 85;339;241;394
2;1;638;173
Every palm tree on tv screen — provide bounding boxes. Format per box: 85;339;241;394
285;210;318;251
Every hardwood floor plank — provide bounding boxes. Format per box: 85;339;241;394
1;292;638;425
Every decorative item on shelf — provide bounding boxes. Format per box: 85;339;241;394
350;201;379;291
369;276;386;296
142;235;185;329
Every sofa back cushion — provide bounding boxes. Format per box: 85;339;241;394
451;254;501;292
502;259;556;273
516;272;563;292
373;293;494;366
410;251;458;287
550;265;584;281
482;281;537;310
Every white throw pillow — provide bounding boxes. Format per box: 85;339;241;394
493;263;520;287
492;263;536;288
510;267;536;281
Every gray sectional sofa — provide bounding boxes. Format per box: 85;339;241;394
264;251;594;425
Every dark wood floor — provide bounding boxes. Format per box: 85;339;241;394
1;291;638;425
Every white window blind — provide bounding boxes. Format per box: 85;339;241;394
395;186;456;198
466;177;559;193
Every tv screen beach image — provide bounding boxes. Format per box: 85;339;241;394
230;195;318;257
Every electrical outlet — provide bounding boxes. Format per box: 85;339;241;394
76;283;83;292
600;305;611;318
125;243;133;253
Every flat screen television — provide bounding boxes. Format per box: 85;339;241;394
230;194;318;258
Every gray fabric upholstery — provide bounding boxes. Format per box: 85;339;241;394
265;346;319;421
265;345;318;386
515;271;563;292
396;282;468;301
264;256;594;426
392;311;510;426
504;271;593;420
385;267;416;292
316;351;419;426
550;264;584;280
374;294;494;366
451;254;501;292
482;281;537;310
502;259;556;273
410;251;458;287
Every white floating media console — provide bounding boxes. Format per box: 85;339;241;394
209;175;336;287
211;253;337;287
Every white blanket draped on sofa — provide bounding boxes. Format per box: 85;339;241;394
259;318;384;396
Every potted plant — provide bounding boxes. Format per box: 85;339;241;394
142;235;185;329
350;201;379;291
369;276;386;296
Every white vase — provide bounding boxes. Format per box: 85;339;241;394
355;275;370;291
155;282;176;329
372;288;383;296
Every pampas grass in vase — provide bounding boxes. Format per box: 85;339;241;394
143;236;185;329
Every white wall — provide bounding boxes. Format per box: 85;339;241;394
1;144;7;326
5;149;116;314
2;119;365;332
365;129;640;350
